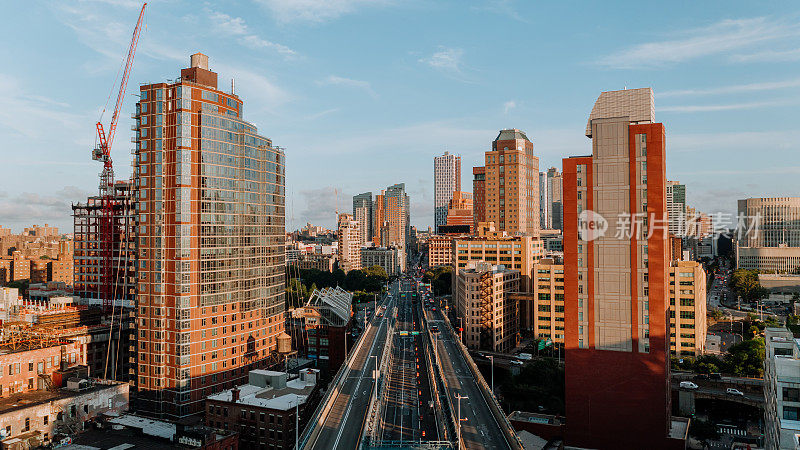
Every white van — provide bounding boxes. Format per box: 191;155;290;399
679;381;699;390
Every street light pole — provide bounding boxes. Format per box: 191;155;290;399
293;394;300;450
456;393;468;447
369;355;378;400
488;355;494;394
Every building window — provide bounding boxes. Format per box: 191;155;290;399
784;406;800;420
784;387;800;402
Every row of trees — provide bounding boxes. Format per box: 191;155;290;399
673;316;779;378
285;265;389;305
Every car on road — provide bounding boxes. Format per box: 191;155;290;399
511;360;524;365
694;374;709;381
710;373;723;380
679;381;699;390
726;388;744;396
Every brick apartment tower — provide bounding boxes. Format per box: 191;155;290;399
472;167;486;232
484;129;539;236
134;53;286;420
563;88;677;448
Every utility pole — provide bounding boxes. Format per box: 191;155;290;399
456;393;468;447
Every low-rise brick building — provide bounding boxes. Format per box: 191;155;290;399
205;369;320;450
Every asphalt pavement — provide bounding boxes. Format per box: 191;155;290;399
429;307;514;450
303;286;394;450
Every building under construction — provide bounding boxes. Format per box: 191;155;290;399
72;181;137;307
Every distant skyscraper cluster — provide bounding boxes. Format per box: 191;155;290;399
348;183;410;273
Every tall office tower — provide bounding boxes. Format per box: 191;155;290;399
134;54;286;420
472;167;486;233
737;197;800;273
666;181;686;237
434;151;461;233
352;192;373;245
563;88;680;448
546;167;563;231
539;171;549;229
484;129;539;235
72;181;137;306
372;192;385;244
337;213;362;273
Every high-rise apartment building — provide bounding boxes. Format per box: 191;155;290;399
352;192;373;245
452;222;543;292
666;181;686;237
373;192;385;244
72;181;137;306
764;327;800;450
546;167;563;231
539;171;549;230
484;130;539;235
134;54;286;419
737;197;800;273
454;261;520;352
668;260;707;356
381;183;410;271
434;152;461;233
472;167;486;232
563;88;681;448
446;191;473;231
337;213;362;273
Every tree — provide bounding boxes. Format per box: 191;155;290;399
724;337;765;378
731;269;768;303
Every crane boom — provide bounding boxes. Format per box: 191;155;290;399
93;2;146;311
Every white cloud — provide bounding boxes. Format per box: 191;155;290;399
659;100;790;113
215;63;292;111
420;47;465;73
305;108;341;120
731;48;800;63
0;73;85;140
503;100;516;114
208;10;297;58
598;17;800;69
256;0;391;23
659;78;800;97
0;186;92;231
317;75;377;99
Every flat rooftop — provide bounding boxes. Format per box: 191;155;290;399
0;381;123;415
207;375;317;411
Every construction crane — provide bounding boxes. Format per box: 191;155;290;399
92;3;146;311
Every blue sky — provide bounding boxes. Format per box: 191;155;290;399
1;0;799;232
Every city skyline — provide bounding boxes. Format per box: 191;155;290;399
2;1;800;233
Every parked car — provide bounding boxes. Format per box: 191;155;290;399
726;388;745;396
694;374;709;381
710;373;723;380
679;381;699;390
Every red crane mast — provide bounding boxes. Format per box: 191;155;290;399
93;3;146;310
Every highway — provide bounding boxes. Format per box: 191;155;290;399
428;307;515;450
302;285;395;450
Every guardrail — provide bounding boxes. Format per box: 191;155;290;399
439;311;524;450
362;307;395;447
298;293;390;449
420;307;455;444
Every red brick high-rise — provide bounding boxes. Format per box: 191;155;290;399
472;166;485;232
134;53;286;420
563;88;683;448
